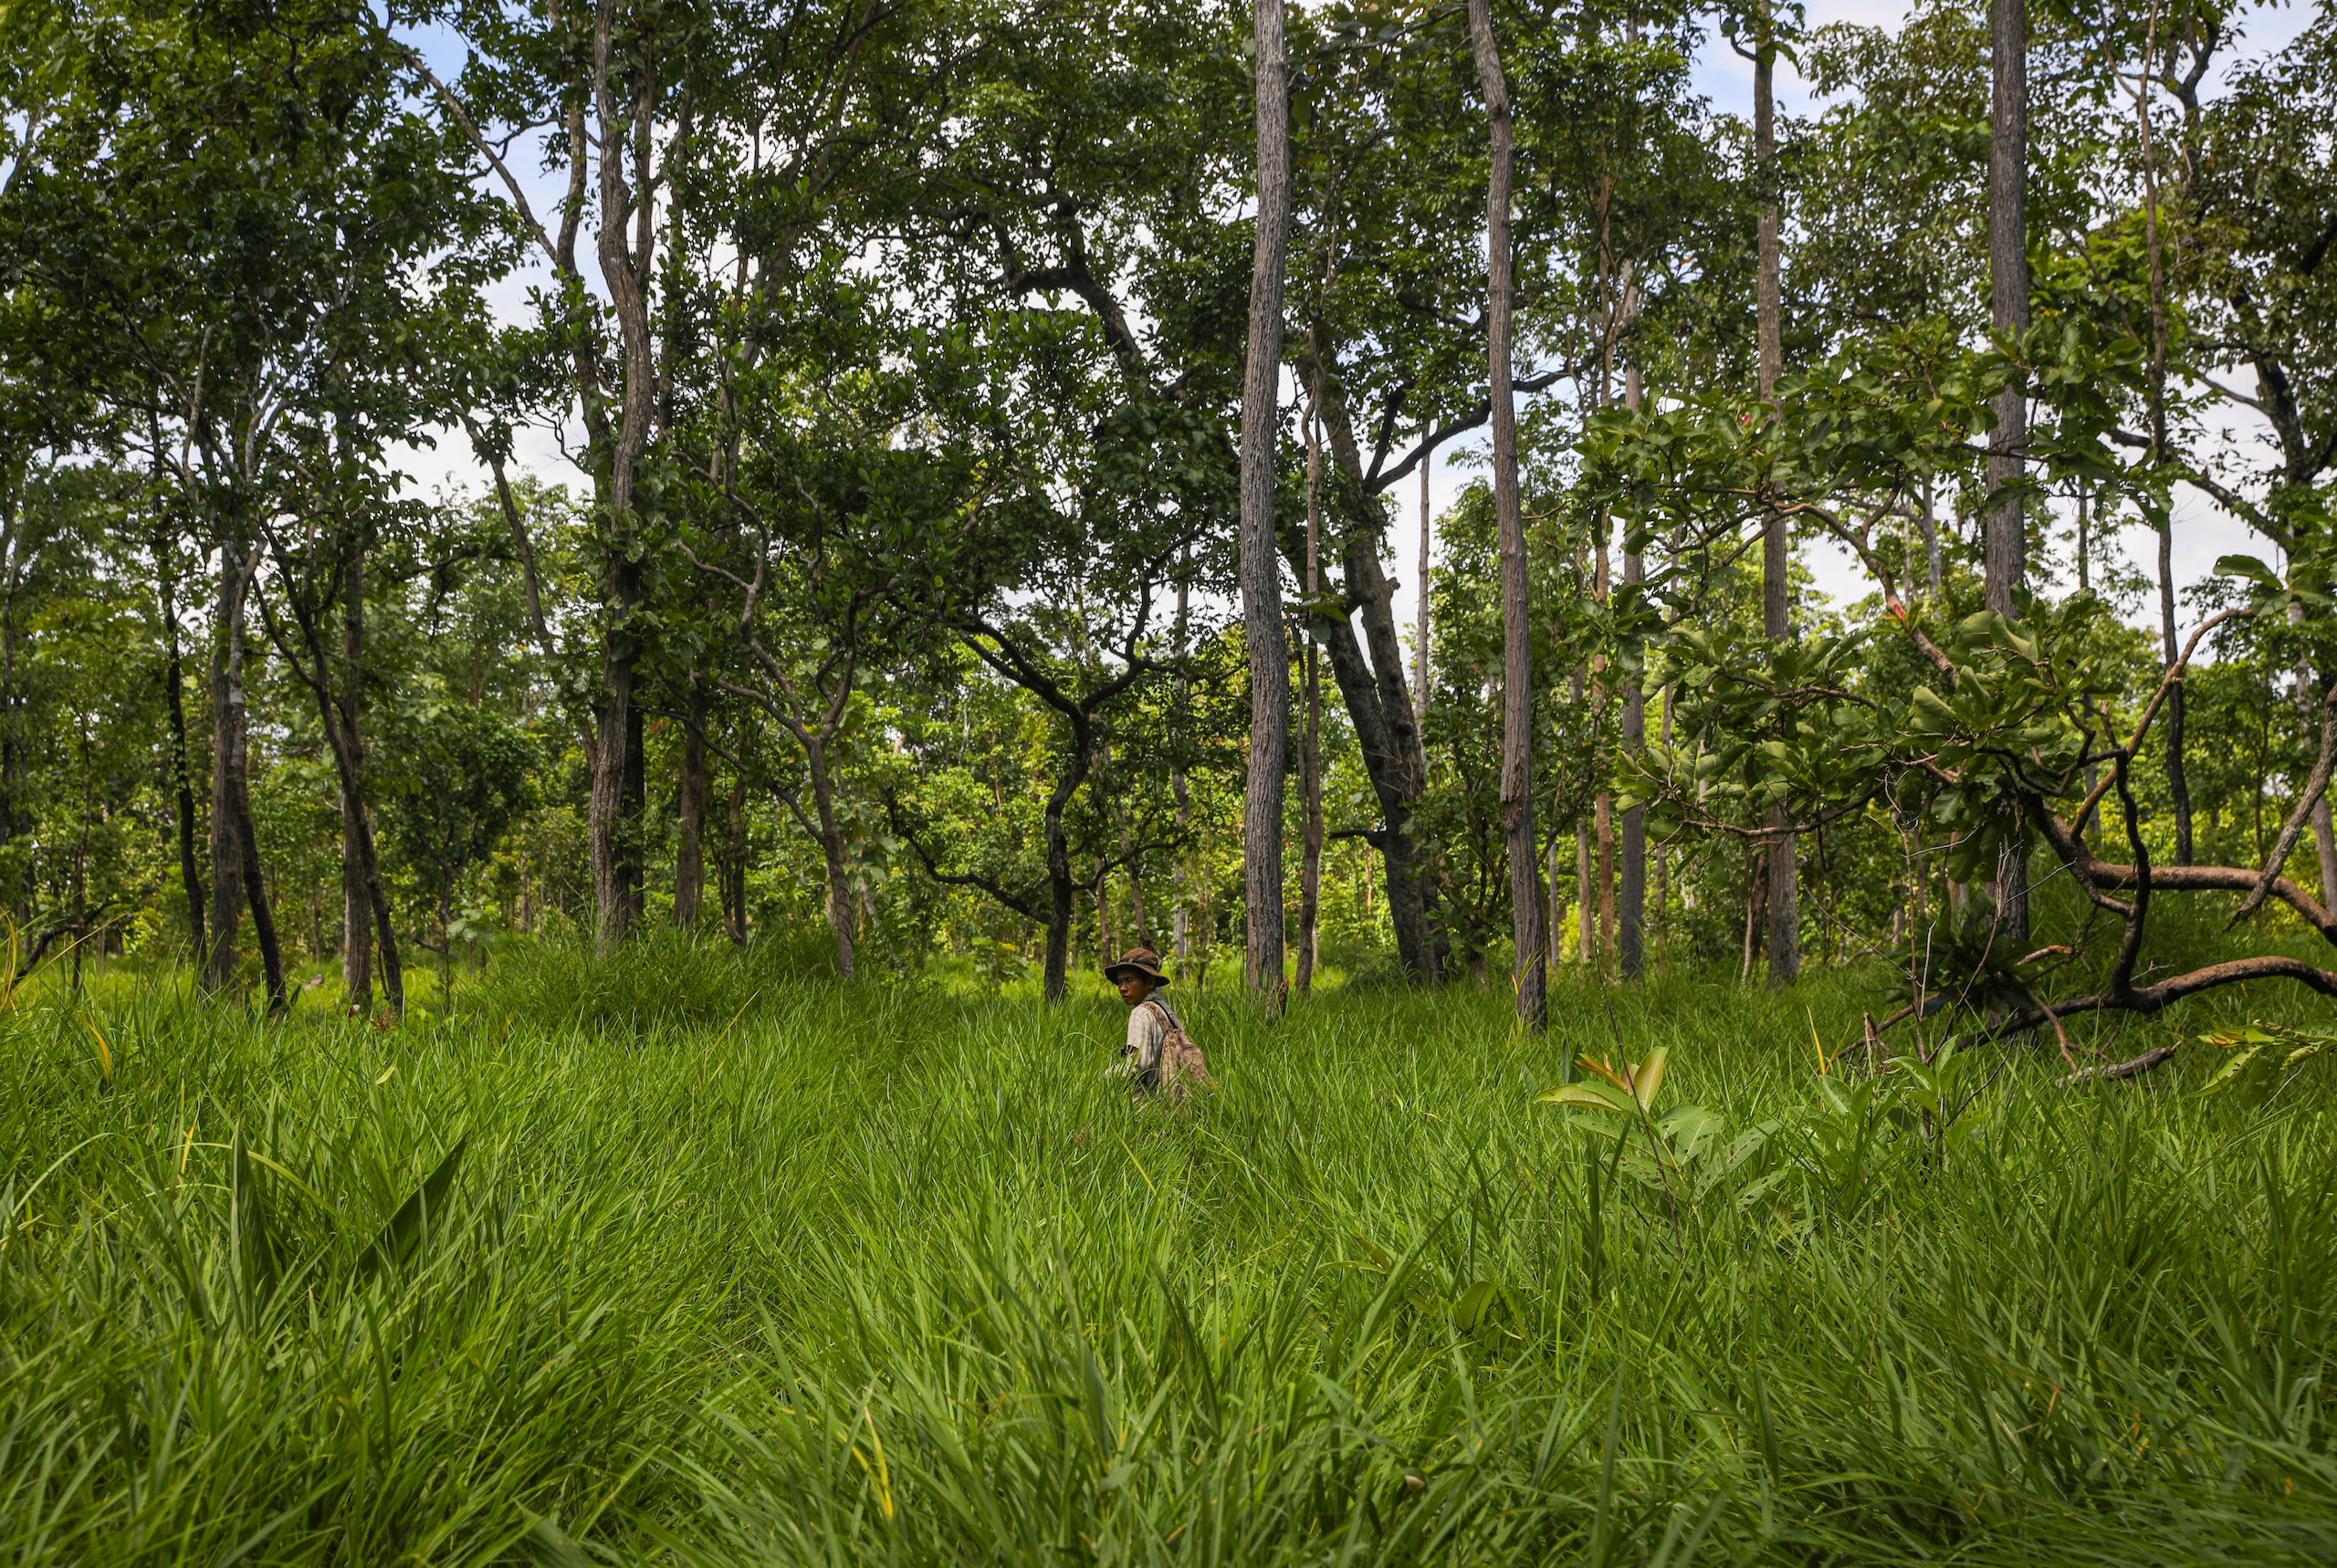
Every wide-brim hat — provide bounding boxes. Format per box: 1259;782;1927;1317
1104;946;1168;985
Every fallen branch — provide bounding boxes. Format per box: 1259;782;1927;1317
2059;1042;2181;1088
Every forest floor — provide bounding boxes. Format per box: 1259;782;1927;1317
4;937;2334;1565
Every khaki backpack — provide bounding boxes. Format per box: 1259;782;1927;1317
1143;998;1211;1105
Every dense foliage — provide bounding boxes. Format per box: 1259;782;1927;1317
4;0;2332;1045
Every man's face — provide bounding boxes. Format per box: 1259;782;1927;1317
1116;973;1154;1006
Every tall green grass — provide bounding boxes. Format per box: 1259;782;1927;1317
4;948;2332;1564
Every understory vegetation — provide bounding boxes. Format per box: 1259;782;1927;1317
5;942;2332;1565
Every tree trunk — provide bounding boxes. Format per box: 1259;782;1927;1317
2159;536;2195;875
1595;534;1615;971
1302;374;1443;983
676;676;707;928
1653;685;1674;966
1470;0;1543;1030
1298;408;1326;995
624;701;646;924
339;542;372;1012
1985;0;2030;618
1173;572;1192;967
806;742;855;979
1095;860;1116;967
1577;820;1595;967
236;767;288;1018
1415;458;1432;716
1756;13;1800;988
721;765;749;944
1241;0;1293;998
587;4;658;954
1546;837;1566;974
1987;0;2035;931
207;525;286;1018
1043;776;1077;1002
205;529;248;995
1619;591;1646;978
157;541;206;963
589;586;644;951
1619;361;1647;980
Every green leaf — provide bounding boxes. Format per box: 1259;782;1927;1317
232;1127;288;1305
360;1134;469;1279
1538;1083;1633;1113
1633;1048;1668;1110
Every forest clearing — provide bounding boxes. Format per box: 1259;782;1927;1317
6;0;2337;1558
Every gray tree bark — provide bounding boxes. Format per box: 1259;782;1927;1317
676;677;707;928
1415;459;1432;716
1988;0;2035;935
339;542;372;1011
156;535;205;963
1755;17;1799;986
204;531;248;996
586;0;657;954
1470;0;1542;1029
2131;37;2192;869
1241;0;1293;998
1297;406;1325;995
1300;379;1443;983
1173;570;1192;966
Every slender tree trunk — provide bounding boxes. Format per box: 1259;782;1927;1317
1577;821;1595;967
1594;532;1615;970
1241;0;1293;998
2317;725;2337;915
205;528;248;995
339;542;372;1011
1546;837;1566;974
1987;0;2035;932
207;530;286;1018
0;503;20;906
71;728;89;992
587;3;658;954
1571;662;1590;967
1755;14;1799;986
236;777;288;1016
1173;571;1192;967
806;744;855;979
157;542;206;962
1619;353;1647;978
1039;722;1106;1002
1297;409;1325;995
1470;0;1542;1029
1415;457;1432;716
676;677;707;928
1304;377;1442;982
721;764;749;944
624;702;646;924
1043;782;1076;1001
1985;0;2031;618
1619;567;1646;978
1653;685;1673;966
2130;7;2190;868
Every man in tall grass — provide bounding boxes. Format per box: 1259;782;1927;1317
1106;946;1200;1098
